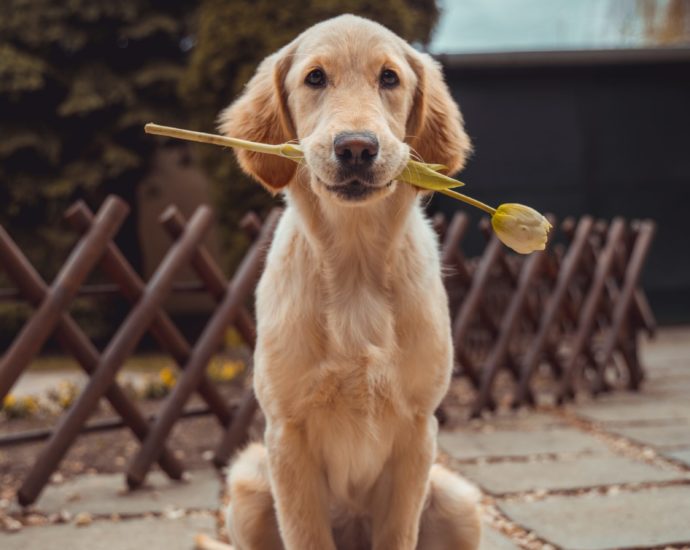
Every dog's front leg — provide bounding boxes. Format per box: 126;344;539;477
266;424;336;550
371;415;435;550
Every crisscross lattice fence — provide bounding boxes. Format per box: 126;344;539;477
0;195;279;505
434;211;656;417
0;196;655;506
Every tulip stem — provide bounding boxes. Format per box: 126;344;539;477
437;188;496;216
145;122;497;213
145;123;288;156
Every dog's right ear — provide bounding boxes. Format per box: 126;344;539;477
218;46;296;192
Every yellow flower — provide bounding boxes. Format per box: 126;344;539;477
208;358;245;382
3;394;17;409
3;393;41;418
23;396;39;414
224;327;244;349
159;366;177;388
144;123;552;251
490;204;552;254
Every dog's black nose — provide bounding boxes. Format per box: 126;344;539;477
334;132;379;166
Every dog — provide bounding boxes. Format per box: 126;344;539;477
219;14;481;550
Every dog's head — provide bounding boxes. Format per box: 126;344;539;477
219;14;471;206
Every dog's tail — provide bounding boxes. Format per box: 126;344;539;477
423;464;482;550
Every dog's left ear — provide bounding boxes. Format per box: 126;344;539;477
406;51;472;175
218;45;297;192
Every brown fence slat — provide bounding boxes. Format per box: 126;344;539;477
0;405;225;448
595;220;656;391
161;207;261;465
558;218;627;402
65;202;233;427
17;205;214;506
214;388;261;467
450;234;504;386
0;197;129;402
514;216;594;406
125;208;281;488
0;281;208;302
472;248;547;416
0;223;183;478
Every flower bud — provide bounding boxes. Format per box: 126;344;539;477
491;204;551;254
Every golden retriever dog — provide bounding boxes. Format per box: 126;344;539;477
219;14;481;550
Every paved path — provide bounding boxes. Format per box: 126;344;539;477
1;327;688;548
442;326;690;549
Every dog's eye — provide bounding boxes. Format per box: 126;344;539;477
380;69;399;88
305;69;327;88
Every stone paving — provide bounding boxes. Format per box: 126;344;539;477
27;469;220;517
1;468;221;549
0;326;688;548
445;326;690;549
2;514;217;550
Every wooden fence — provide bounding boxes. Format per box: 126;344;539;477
0;195;655;506
434;211;656;417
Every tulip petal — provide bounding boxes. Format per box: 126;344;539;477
491;204;552;254
398;160;465;190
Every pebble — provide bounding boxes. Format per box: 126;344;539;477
74;512;93;527
3;516;23;532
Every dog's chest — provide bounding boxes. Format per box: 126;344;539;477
305;364;398;507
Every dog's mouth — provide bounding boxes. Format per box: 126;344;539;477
324;179;393;202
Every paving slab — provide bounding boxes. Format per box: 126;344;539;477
499;485;690;549
456;454;686;494
480;523;519;550
610;423;690;448
643;356;690;372
0;513;215;550
30;468;220;516
469;415;568;434
572;398;690;424
665;448;690;467
439;427;609;460
645;375;690;398
640;326;690;360
11;370;86;399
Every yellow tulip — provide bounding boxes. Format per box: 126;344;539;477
159;366;177;388
3;394;17;409
425;189;552;254
144;124;551;253
144;124;463;191
491;204;552;254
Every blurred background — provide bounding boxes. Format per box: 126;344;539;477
1;0;689;346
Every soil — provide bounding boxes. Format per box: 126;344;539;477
0;383;256;503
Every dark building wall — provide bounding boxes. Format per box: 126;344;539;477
436;51;690;323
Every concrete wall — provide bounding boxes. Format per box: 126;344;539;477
437;50;690;323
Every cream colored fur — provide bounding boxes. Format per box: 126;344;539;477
219;15;481;550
